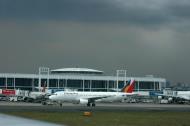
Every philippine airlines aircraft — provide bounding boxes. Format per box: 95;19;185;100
49;79;136;107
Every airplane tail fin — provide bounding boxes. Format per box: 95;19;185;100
121;78;135;93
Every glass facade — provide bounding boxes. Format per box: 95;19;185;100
0;78;5;87
15;78;32;87
84;80;91;89
34;79;39;87
67;79;83;88
108;81;115;88
0;76;165;91
59;79;66;88
49;79;58;88
91;80;106;89
7;78;14;87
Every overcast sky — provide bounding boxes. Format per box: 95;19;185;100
0;0;190;84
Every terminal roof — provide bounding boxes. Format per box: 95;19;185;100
51;68;103;74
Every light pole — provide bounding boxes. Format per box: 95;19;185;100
116;70;127;92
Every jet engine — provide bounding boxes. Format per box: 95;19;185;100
79;99;88;104
168;97;173;102
158;96;162;99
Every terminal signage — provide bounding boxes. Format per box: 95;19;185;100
2;89;16;96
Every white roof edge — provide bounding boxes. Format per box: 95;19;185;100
51;68;104;73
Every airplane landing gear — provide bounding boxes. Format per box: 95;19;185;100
92;103;96;107
87;103;91;107
87;103;96;107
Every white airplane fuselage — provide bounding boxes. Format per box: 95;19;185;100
49;91;134;104
177;91;190;100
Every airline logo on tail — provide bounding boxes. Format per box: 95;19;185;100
121;79;135;93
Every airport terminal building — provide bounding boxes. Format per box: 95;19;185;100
0;67;166;92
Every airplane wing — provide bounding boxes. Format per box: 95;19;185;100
0;114;63;126
85;93;139;103
87;95;115;102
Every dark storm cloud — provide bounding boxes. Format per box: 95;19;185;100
168;1;190;20
0;0;120;21
0;0;190;26
1;0;190;84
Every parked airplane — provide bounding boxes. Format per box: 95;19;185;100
177;91;190;101
24;86;48;103
49;78;136;107
157;90;190;103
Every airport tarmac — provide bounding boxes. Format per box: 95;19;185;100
1;101;190;112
